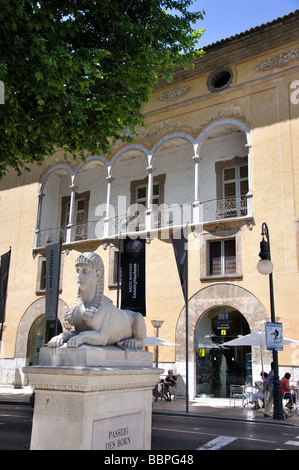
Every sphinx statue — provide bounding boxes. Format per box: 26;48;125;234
48;252;146;349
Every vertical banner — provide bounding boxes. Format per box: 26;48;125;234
0;248;11;325
171;226;189;412
121;238;146;316
45;243;61;321
171;228;188;303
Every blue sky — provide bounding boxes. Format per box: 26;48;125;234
189;0;299;47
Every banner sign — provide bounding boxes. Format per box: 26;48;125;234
121;238;146;316
265;322;284;350
171;229;188;303
0;249;11;324
171;225;190;412
45;243;61;321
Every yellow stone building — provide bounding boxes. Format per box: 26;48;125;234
1;11;299;398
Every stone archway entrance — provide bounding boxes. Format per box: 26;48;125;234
27;315;63;366
15;297;68;385
175;284;270;399
195;306;251;397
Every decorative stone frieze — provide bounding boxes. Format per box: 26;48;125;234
256;48;299;71
158;85;191;101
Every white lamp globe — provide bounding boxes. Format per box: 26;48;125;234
257;259;273;275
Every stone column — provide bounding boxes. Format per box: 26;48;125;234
192;155;203;226
34;186;45;248
245;142;253;217
146;163;153;232
103;168;114;238
66;176;76;243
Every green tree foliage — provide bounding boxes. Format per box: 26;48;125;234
0;0;204;177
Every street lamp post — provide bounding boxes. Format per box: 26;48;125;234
151;320;164;368
257;222;284;420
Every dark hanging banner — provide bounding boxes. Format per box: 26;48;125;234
0;248;11;325
171;228;188;303
45;243;61;321
121;237;146;316
171;225;189;413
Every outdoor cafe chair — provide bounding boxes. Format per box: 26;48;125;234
229;384;249;407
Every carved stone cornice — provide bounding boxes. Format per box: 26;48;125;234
26;380;155;393
23;364;160;394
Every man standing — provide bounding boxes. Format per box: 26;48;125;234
264;362;274;417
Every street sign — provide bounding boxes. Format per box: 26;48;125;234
265;322;283;350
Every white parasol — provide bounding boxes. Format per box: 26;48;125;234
225;330;299;372
143;334;179;346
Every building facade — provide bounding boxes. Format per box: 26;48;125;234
1;12;299;398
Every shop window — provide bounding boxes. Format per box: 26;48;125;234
195;307;251;397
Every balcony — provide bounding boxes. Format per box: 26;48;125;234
34;194;252;249
202;195;248;223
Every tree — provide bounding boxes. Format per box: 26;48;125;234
0;0;204;177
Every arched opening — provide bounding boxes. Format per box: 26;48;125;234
71;159;107;241
110;147;149;233
37;165;73;247
151;135;194;209
175;284;268;399
195;306;251;397
26;315;63;366
198;123;249;221
15;297;69;360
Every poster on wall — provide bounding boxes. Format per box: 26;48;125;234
265;322;284;350
121;238;146;316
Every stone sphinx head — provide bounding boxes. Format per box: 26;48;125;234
68;252;105;317
76;252;104;296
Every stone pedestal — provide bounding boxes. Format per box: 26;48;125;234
23;346;161;450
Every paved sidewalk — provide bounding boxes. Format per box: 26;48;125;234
0;386;33;405
1;387;299;427
152;396;299;427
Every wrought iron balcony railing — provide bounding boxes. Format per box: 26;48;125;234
202;195;247;223
35;195;250;248
36;226;66;247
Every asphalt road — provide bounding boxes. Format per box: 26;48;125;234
0;403;33;450
1;402;299;451
152;413;299;450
